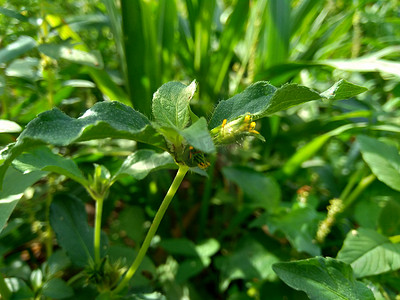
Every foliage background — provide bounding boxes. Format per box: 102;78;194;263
0;0;400;299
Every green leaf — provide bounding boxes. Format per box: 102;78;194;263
273;257;374;300
5;57;41;81
42;278;74;299
113;149;176;182
209;80;367;129
13;146;88;187
30;269;43;291
152;81;196;129
222;166;280;210
320;79;368;100
337;228;400;278
179;117;215;153
38;44;104;69
215;237;279;291
0;36;36;64
357;135;400;191
50;195;108;267
0;101;165;189
0;7;30;22
0;168;46;234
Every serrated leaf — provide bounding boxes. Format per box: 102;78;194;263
0;36;36;64
152;81;196;129
209;80;367;129
337;228;400;277
357;135;400;191
42;278;74;299
179;117;215;153
0;101;165;189
320;79;368;100
50;195;108;267
273;257;374;300
38;44;104;69
113;149;176;182
13;146;88;187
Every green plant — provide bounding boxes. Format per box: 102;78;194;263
0;79;366;299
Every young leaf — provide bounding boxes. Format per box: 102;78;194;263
152;80;196;129
50;195;108;267
12;147;88;187
357;135;400;191
179;117;215;154
337;228;400;278
112;149;176;182
0;101;165;189
209;80;367;129
273;257;374;300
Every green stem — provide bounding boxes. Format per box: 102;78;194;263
113;166;189;294
343;174;376;208
94;195;105;265
0;273;11;300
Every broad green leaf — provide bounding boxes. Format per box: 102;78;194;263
152;81;196;129
337;228;400;278
0;36;36;64
13;147;88;187
358;135;400;191
0;168;46;234
42;278;74;299
0;120;22;133
378;199;400;236
251;206;322;256
113;149;176;182
179;117;215;153
209;80;366;129
222;166;280;210
215;237;279;291
50;195;108;267
320;80;368;100
0;101;165;188
273;257;374;300
38;44;104;69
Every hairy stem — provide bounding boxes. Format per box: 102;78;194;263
113;165;189;294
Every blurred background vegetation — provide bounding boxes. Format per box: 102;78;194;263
1;0;400;299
